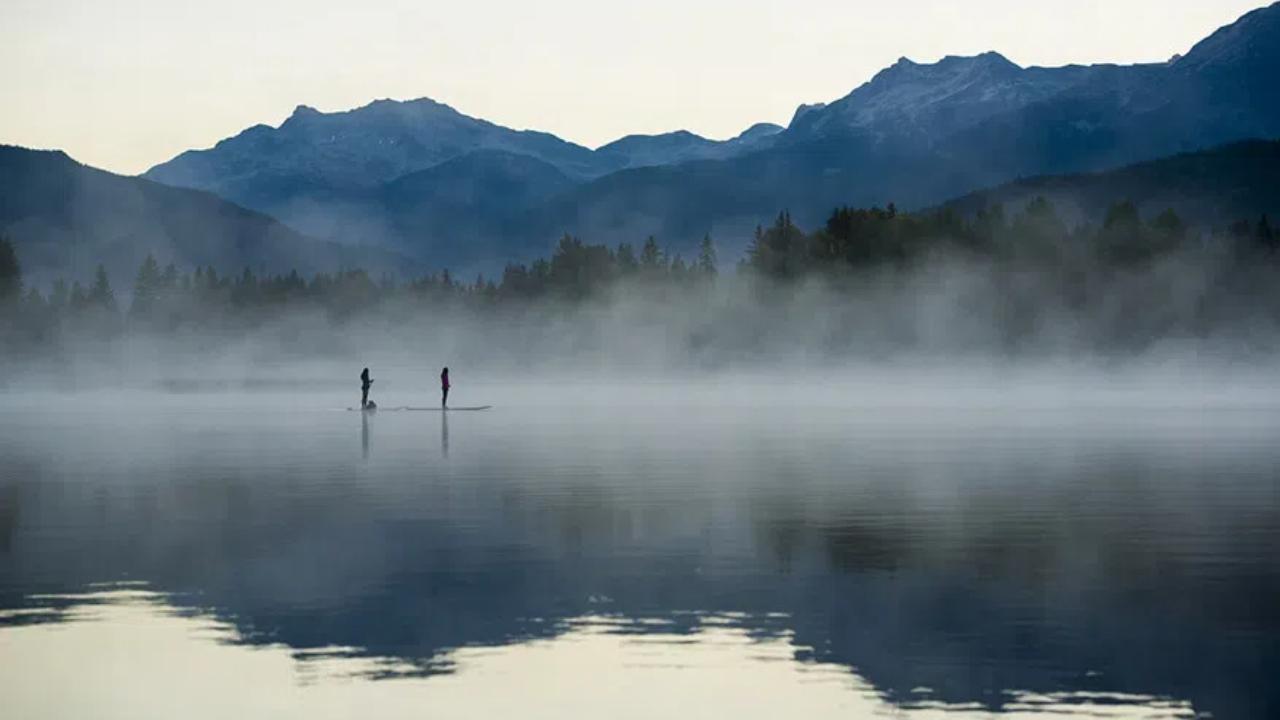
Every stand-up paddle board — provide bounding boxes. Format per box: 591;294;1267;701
345;405;492;412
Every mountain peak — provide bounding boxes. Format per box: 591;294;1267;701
734;123;784;142
788;49;1055;142
877;51;1021;82
789;103;827;127
367;96;447;110
0;144;76;169
1178;1;1280;70
972;50;1018;68
280;104;323;129
281;98;459;127
596;130;714;160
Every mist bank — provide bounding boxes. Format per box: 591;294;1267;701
2;197;1280;388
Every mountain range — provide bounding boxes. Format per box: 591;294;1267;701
0;146;405;286
137;2;1280;269
4;3;1280;281
942;139;1280;229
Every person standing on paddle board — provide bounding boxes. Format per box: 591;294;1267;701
360;367;374;409
441;367;450;409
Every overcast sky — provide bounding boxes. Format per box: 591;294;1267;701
0;0;1270;175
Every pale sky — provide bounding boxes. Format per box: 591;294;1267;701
0;0;1270;175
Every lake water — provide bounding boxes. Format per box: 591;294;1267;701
1;382;1277;718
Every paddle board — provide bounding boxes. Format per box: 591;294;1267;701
345;405;492;412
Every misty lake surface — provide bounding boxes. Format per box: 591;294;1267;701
1;380;1278;719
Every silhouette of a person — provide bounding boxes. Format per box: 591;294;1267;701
441;367;450;409
360;367;374;409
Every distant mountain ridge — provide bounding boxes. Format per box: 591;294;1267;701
523;2;1280;262
0;146;410;287
126;2;1280;268
143;98;783;240
597;123;785;170
941;140;1280;228
144;98;609;219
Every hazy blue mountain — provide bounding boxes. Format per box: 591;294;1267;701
143;97;784;243
784;52;1097;147
349;150;578;264
942;140;1280;229
0;146;409;287
596;123;784;170
136;2;1280;271
521;2;1280;260
785;3;1279;155
143;98;613;234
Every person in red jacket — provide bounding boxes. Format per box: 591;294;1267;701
440;367;450;408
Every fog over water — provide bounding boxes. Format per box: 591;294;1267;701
12;260;1280;392
1;381;1278;718
3;2;1279;716
4;224;1280;718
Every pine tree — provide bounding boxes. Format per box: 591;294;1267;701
697;234;718;278
131;254;161;319
747;212;807;278
49;279;68;310
616;243;639;275
160;263;178;293
69;281;87;311
1258;215;1276;253
0;235;21;304
89;264;117;312
1103;201;1141;232
1151;209;1186;240
669;254;688;282
23;287;45;315
640;236;663;276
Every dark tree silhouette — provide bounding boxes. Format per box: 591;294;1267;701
697;235;717;278
6;197;1280;363
0;235;21;305
131;254;162;320
89;264;117;312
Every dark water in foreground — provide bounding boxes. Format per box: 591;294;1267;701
0;387;1277;718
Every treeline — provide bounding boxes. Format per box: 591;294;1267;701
745;200;1279;278
0;233;718;350
2;197;1279;356
739;199;1280;350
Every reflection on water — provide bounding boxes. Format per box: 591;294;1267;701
0;588;1198;719
361;411;370;461
0;389;1277;718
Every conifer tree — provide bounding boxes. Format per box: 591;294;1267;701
640;236;663;270
616;243;639;275
69;281;87;311
0;235;21;305
697;234;718;278
1258;215;1276;252
131;254;161;319
161;263;178;293
49;279;68;310
89;264;117;312
669;254;688;284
